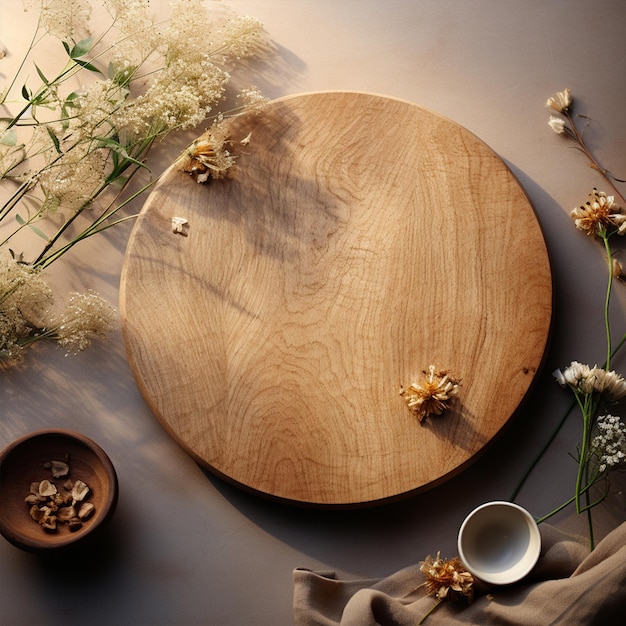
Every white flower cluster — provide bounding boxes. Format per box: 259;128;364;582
592;414;626;474
24;0;92;42
553;361;626;401
0;258;114;363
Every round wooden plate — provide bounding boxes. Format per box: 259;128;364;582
120;92;552;506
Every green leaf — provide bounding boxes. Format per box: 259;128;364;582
99;137;147;169
72;57;102;74
45;126;61;154
70;37;93;59
0;128;17;146
21;84;31;100
35;64;50;86
60;92;80;129
15;214;49;240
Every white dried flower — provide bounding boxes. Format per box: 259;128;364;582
553;361;591;388
546;88;572;113
0;259;53;362
52;290;116;354
554;361;626;401
237;87;269;110
24;0;92;42
103;0;158;65
592;414;626;473
548;115;567;134
586;368;626;401
212;15;266;62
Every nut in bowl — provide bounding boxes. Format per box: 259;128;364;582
0;429;118;551
457;501;541;585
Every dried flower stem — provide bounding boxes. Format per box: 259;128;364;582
418;597;445;625
512;90;626;549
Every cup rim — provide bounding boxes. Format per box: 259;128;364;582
457;500;541;585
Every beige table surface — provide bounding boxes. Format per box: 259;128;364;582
1;1;626;624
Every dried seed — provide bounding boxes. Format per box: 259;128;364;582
77;502;95;520
71;480;90;504
49;460;70;478
38;480;57;497
25;456;95;534
56;506;77;522
29;505;45;522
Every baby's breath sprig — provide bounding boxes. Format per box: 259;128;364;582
511;89;626;549
0;0;267;365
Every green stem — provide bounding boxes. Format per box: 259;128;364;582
418;597;445;625
509;398;577;500
574;393;595;514
509;334;626;502
535;493;577;524
600;231;613;370
34;177;158;269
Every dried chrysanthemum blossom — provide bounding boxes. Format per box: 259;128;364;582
546;88;572;114
591;414;626;473
52;290;115;354
570;189;626;236
585;367;626;401
177;125;239;183
419;552;474;603
400;365;460;422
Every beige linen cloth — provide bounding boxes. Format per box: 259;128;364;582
293;521;626;625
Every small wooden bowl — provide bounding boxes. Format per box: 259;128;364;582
0;429;118;551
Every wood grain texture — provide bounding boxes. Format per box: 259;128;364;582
119;92;552;506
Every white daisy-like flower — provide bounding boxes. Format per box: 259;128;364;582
548;115;567;134
553;361;591;388
546;88;572;113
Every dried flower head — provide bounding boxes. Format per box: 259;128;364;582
178;125;238;183
546;88;572;113
548;115;567;135
419;552;474;603
553;361;626;401
401;365;460;422
570;189;626;236
585;367;626;401
0;259;52;362
24;0;92;42
52;290;115;354
592;414;626;473
553;360;590;388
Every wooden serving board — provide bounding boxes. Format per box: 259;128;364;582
120;92;552;506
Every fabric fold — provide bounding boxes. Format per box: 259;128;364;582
294;522;626;625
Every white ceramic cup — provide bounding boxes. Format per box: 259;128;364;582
457;501;541;585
